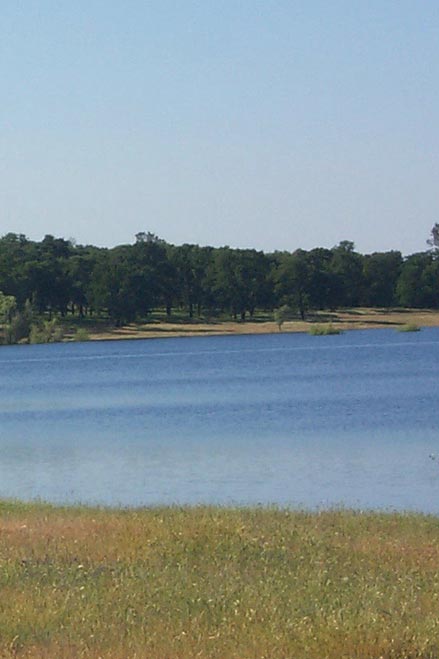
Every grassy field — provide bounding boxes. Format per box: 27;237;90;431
58;307;439;342
1;502;439;658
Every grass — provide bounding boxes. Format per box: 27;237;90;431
1;502;439;658
308;323;342;336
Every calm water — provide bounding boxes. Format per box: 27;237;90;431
1;328;439;511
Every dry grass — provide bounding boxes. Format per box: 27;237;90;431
66;308;439;342
1;502;439;658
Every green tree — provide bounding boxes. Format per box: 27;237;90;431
427;223;439;249
170;244;210;318
66;248;100;316
210;248;272;320
2;299;33;345
89;249;142;325
362;251;402;307
306;248;339;310
0;233;39;305
131;238;176;316
274;304;293;331
0;291;17;323
396;253;436;308
273;250;310;320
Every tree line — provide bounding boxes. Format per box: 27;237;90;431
0;230;438;338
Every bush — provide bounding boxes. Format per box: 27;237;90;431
3;302;33;344
74;327;90;342
308;323;342;336
29;318;64;344
397;323;420;332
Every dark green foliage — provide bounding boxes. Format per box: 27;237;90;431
66;249;98;316
362;251;402;307
273;304;293;330
89;249;143;325
0;291;16;323
169;244;212;318
330;241;364;307
0;232;438;335
211;247;272;320
396;252;439;308
2;299;33;344
273;249;310;320
306;248;340;310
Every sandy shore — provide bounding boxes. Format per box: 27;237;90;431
82;308;439;342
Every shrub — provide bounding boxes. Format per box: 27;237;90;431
308;323;342;336
3;301;34;344
74;327;90;342
397;323;420;332
30;318;64;344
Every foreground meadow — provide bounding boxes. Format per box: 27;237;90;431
1;503;439;658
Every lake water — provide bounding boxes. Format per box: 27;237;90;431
1;328;439;512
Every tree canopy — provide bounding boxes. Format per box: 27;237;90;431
0;231;437;333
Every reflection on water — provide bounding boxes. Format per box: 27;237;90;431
1;328;439;511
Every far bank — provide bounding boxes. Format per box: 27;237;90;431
66;307;439;342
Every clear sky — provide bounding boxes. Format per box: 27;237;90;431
1;1;438;254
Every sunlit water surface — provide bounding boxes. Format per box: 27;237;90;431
1;328;439;511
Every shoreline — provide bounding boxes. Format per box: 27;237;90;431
81;307;439;342
2;307;438;346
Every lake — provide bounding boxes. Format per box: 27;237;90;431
1;328;439;512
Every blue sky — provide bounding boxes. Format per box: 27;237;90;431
1;1;438;254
